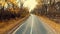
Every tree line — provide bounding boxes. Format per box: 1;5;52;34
0;1;29;20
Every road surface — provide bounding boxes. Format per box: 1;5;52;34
12;14;57;34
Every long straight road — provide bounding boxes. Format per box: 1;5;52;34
12;14;57;34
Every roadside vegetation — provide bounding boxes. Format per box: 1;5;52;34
0;0;29;33
0;0;29;21
32;1;60;23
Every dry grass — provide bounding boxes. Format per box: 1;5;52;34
0;15;29;34
39;16;60;34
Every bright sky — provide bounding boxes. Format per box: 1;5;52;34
23;0;38;12
0;0;38;12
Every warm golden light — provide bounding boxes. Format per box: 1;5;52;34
23;0;38;12
4;2;8;9
0;0;38;12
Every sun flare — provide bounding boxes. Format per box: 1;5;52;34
23;0;38;12
0;0;38;12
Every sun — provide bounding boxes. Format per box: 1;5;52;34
23;0;38;12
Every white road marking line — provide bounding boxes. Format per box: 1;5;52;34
12;22;26;34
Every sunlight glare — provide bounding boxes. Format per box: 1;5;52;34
4;2;8;9
23;0;38;12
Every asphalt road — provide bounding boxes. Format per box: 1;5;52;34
12;14;57;34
